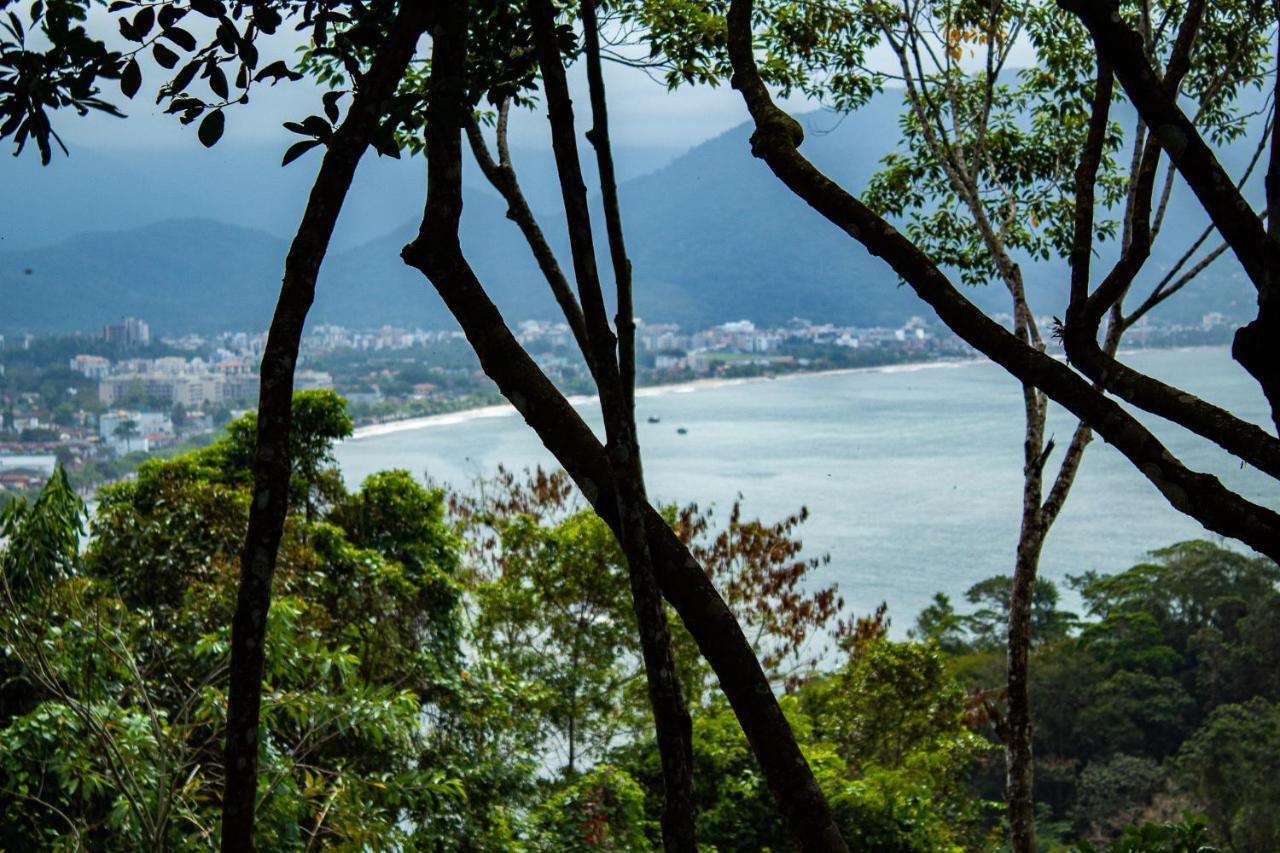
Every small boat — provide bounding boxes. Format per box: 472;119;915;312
647;416;661;424
676;427;688;435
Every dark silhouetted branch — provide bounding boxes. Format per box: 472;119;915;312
1059;0;1280;429
220;5;432;849
463;104;590;353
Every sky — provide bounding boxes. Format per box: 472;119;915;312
51;12;800;154
55;57;768;152
4;46;800;250
1;11;1039;251
48;7;1045;152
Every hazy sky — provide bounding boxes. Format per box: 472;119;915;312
2;15;1037;250
48;12;1038;154
52;15;807;153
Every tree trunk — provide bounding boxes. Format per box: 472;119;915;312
524;0;698;843
724;0;1280;561
404;235;851;850
1061;0;1280;430
1006;523;1045;853
402;12;847;838
219;7;430;849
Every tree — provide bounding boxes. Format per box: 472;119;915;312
1173;698;1280;853
1;408;468;848
211;388;354;520
403;0;849;845
113;418;140;443
452;465;847;784
717;0;1280;847
959;541;1280;847
6;2;852;842
530;765;657;851
613;633;996;851
958;575;1077;652
1071;754;1167;843
470;507;639;775
1071;813;1220;853
170;402;187;433
449;0;704;840
6;3;440;843
18;0;1277;848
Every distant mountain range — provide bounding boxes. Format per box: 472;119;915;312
0;94;1262;336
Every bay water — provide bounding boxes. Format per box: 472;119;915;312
334;347;1277;629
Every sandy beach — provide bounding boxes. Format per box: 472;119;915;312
345;343;1226;441
347;356;992;440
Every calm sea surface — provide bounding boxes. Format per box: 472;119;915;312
334;347;1277;628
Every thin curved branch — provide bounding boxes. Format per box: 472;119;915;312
1058;0;1272;293
1129;108;1275;327
583;0;639;406
1056;1;1280;476
527;0;697;841
463;105;590;354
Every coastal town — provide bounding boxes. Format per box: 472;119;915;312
0;311;1236;503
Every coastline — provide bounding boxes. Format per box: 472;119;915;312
347;355;993;441
345;343;1231;441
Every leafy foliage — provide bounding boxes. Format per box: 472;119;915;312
2;394;1277;852
0;0;426;164
925;541;1280;850
0;396;465;848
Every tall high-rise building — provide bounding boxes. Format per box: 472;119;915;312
102;317;151;347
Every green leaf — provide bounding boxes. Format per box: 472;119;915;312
132;7;154;37
322;91;343;124
189;0;226;17
208;66;228;99
197;109;224;147
157;5;184;29
281;138;322;166
371;132;401;159
170;59;201;94
120;59;141;99
299;115;331;138
215;19;236;52
162;26;196;51
153;43;179;70
253;60;302;84
237;39;258;69
255;5;281;34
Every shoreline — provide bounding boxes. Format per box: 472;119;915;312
347;355;993;441
345;343;1230;442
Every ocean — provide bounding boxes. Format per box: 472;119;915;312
334;346;1277;629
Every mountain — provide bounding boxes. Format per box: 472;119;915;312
311;192;564;330
311;95;935;331
0;94;1263;336
0;219;288;334
614;99;927;327
0;141;681;253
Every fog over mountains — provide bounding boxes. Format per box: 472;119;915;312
0;93;1261;336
